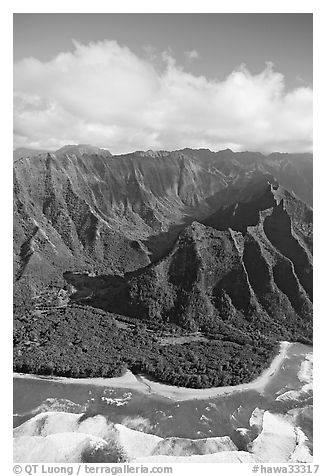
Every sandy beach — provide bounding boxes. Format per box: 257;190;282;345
13;341;292;401
137;341;292;400
13;368;145;391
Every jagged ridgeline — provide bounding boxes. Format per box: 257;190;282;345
13;145;313;387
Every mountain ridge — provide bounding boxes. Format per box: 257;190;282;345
87;181;312;343
13;145;313;388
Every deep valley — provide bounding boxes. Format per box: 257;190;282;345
13;145;313;388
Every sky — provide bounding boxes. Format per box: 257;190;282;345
13;13;313;154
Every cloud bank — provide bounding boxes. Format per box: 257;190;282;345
14;40;312;154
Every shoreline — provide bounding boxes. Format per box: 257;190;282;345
138;341;292;400
14;341;292;401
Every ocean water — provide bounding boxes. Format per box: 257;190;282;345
13;342;313;461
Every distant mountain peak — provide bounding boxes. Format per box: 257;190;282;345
55;144;112;157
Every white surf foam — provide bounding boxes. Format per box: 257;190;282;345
14;406;312;464
14;432;108;463
133;451;262;463
249;411;312;463
276;353;313;402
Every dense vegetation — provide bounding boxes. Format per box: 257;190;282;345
13;149;313;389
14;304;279;388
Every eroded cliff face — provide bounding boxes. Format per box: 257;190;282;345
13;147;312;285
94;180;312;344
13;149;230;289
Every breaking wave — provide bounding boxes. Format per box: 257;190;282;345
276;353;313;403
13;408;312;463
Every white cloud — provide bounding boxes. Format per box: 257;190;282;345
185;49;200;61
13;40;312;154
